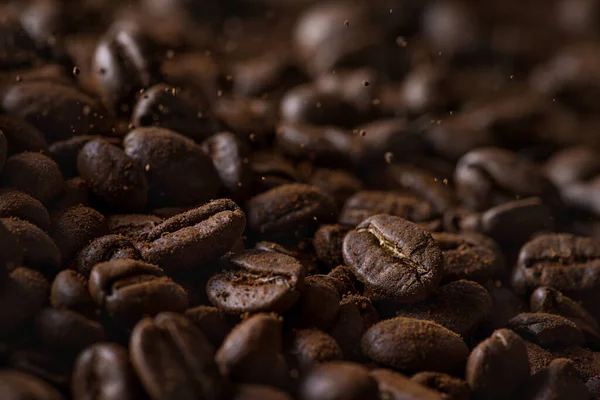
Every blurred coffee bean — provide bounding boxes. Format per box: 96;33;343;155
411;371;471;400
184;305;231;348
50;269;95;318
0;369;65;400
287;328;343;370
2;217;61;272
0;115;48;156
51;205;107;262
526;358;590;400
0;189;51;230
298;361;379;400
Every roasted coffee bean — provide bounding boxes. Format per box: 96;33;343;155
298;361;378;400
508;312;585;348
207;249;305;314
526;358;590;400
314;68;382;115
0;152;64;205
339;191;436;228
287;328;343;370
0;115;48;156
50;269;95;318
480;280;528;333
525;340;556;375
51;205;107;262
72;343;143;400
586;376;600;398
141;199;246;274
75;235;140;278
371;369;444;400
0;369;65;400
124;127;220;207
0;189;50;230
161;51;219;103
246;183;337;239
35;308;105;355
396;280;493;337
432;232;503;283
1;81;114;143
2;217;61;272
106;214;162;240
291;275;340;330
202;131;252;201
308;169;363;208
216;313;290;389
544;147;600;189
88;259;188;325
77;138;148;212
49;177;90;214
343;215;443;302
362;316;469;374
93;24;161;110
313;224;350;269
455;147;561;211
330;294;379;361
531;286;600;346
465;329;530;400
214;94;276;139
48;135;107;178
232;384;293;400
552;346;600;381
280;85;358;127
0;16;42;68
7;347;71;393
411;372;471;400
130;312;225;400
326;265;359;297
184;305;231;347
0;220;23;276
249;151;300;194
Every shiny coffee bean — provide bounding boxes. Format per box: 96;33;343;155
50;270;95;318
298;361;379;400
507;312;585;348
49;135;112;178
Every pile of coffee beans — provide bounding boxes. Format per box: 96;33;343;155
2;0;600;398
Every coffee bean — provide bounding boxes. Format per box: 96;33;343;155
308;169;363;209
75;234;140;278
50;270;95;318
0;130;6;174
545;147;600;189
0;220;23;277
214;95;276;141
141;199;246;274
287;328;343;370
371;369;444;400
396;280;492;337
207;249;305;314
0;115;48;156
432;232;503;283
315;68;382;115
216;313;290;389
507;312;585;348
330;294;379;361
1;152;64;205
292;275;340;330
123;127;220;207
246;183;337;240
106;214;162;240
0;369;65;400
411;372;471;400
35;308;105;355
232;384;293;400
130;312;225;400
526;358;590;400
0;189;50;230
202;131;252;201
7;347;71;393
2;217;61;272
480;280;528;333
326;265;359;297
0;17;41;68
298;361;379;400
72;343;143;400
51;205;107;262
313;224;350;269
184;305;231;347
77;138;148;212
49;177;90;214
280;85;358;127
525;340;556;375
552;346;600;381
343;214;443;302
232;53;305;98
465;329;530;400
361;316;469;374
48;135;107;178
586;376;600;399
88;259;188;325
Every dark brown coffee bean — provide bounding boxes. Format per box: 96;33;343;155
396;280;492;337
480;280;528;333
0;16;41;68
214;95;277;142
455;147;561;211
298;361;379;400
141;199;246;274
343;214;443;302
49;177;90;214
326;265;359;296
77;138;148;212
48;135;110;178
0;115;48;156
51;205;107;262
329;294;379;361
232;384;293;400
1;81;114;143
207;249;305;314
1;152;64;205
431;232;503;283
287;328;343;370
371;369;444;400
465;329;530;400
50;270;95;318
123;127;220;207
0;189;50;230
161;51;219;103
280;85;358;127
525;340;556;375
72;343;143;400
411;372;471;400
216;313;290;389
34;308;104;355
75;234;140;278
249;151;300;194
552;346;600;381
246;183;337;239
292;275;340;330
531;286;600;346
0;369;64;400
545;147;600;189
202;131;252;201
130;312;225;400
0;220;23;276
362;316;469;374
184;305;231;348
313;224;350;269
508;312;585;348
308;169;363;209
93;24;161;111
6;347;71;394
526;358;590;400
106;214;162;240
586;376;600;398
314;68;382;115
2;217;61;272
88;259;188;325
